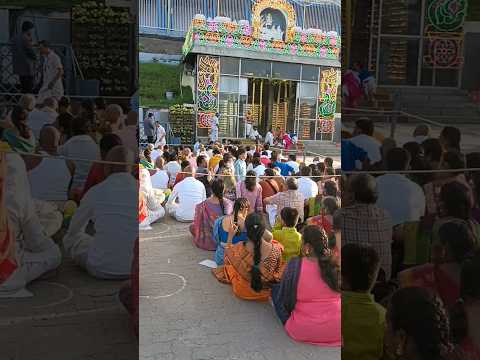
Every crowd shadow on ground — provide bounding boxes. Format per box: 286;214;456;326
139;215;341;360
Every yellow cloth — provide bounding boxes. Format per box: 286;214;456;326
272;226;302;262
342;291;386;360
208;154;222;171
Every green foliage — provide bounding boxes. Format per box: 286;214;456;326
140;63;193;108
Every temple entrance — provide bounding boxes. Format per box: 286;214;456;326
245;78;297;137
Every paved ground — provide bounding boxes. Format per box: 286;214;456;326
0;256;137;360
140;216;341;360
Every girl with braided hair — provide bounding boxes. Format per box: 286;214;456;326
271;225;340;346
384;287;459;360
213;198;249;265
190;178;233;251
213;213;284;301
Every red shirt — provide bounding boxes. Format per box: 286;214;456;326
82;163;105;198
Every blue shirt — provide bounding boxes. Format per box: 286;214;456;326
234;159;247;182
341;140;367;171
273;161;294;176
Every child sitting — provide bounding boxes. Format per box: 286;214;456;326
341;243;386;360
272;207;302;262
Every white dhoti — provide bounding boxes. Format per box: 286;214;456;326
0;245;61;298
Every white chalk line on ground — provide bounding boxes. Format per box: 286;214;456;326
139;272;186;300
0;305;123;326
0;282;74;309
140;231;190;242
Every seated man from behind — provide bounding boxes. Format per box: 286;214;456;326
166;166;206;222
0;150;61;297
341;243;385;360
27;126;73;205
63;146;137;279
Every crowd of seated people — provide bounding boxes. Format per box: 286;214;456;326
0;94;139;335
139;139;343;347
341;117;480;359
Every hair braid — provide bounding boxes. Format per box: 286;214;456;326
245;213;266;293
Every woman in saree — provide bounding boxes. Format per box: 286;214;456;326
399;221;476;310
272;225;341;346
213;198;249;265
1;106;36;153
190;178;233;251
213;212;285;301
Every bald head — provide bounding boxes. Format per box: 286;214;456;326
104;145;134;176
126;111;138;126
183;165;195;178
39;125;60;153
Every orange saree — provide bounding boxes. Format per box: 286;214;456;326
212;242;285;301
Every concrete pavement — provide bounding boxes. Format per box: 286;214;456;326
140;216;341;360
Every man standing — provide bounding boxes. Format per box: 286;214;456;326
37;41;64;104
154;121;166;149
12;21;37;94
143;112;156;144
210;112;220;143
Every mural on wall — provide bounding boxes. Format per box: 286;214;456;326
259;8;287;41
317;68;338;134
197;55;220;128
252;0;296;42
423;0;467;69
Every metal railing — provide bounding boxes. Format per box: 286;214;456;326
139;0;341;36
342;107;447;139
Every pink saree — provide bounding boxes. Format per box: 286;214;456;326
190;198;233;250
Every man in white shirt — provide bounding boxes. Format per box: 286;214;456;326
63;146;137;279
376;148;425;226
115;110;138;156
166;166;206;222
265;128;274;146
59;116;100;192
154;121;166;149
249;125;262;141
27;97;58;140
286;154;300;174
210;113;220;143
297;166;319;200
0;152;61;297
150;157;169;190
27;126;72;202
412;124;430;144
37;41;64;104
349;118;381;168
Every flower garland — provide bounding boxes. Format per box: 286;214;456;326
183;18;340;60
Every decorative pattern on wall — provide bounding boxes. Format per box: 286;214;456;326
423;0;467;69
183;18;340;60
317;68;337;134
427;0;468;32
197;55;220;128
318;68;337;119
